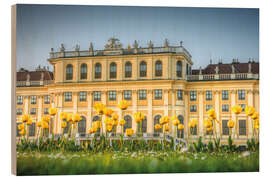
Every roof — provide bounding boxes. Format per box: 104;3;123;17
17;71;54;81
192;62;259;75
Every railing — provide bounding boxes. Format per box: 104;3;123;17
187;73;259;81
16;80;54;87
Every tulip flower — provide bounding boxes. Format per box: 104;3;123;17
49;107;57;116
41;121;49;129
126;128;134;136
60;112;68;120
37;121;42;127
106;124;113;132
21;114;30;123
19;129;25;136
112;120;118;126
104;108;113;117
204;119;212;129
160;116;170;125
178;124;184;130
26;118;32;125
154;124;161;130
104;117;113;125
72;113;82;122
207;127;213;132
118;100;128;110
251;112;259;120
227;120;235;128
61;121;67;128
111;113;119;121
232;105;242;114
67;113;73;122
172;119;180;126
188;118;198;128
134;112;144;123
18;123;24;130
119;119;126;126
207;109;216;118
245;106;255;116
164;124;170;132
94;103;106;115
41;115;50;122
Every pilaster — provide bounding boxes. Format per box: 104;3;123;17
147;89;153;134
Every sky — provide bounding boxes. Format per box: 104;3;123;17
16;4;259;71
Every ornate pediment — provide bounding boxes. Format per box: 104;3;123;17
104;38;122;50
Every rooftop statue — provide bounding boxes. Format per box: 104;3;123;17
104;38;122;50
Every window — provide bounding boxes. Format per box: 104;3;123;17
66;64;73;80
155;60;162;76
138;90;146;100
64;92;72;102
222;90;229;100
16;123;22;136
17;96;23;105
124;90;132;100
30;96;37;104
30;108;36;115
154;115;162;136
190;91;197;101
239;120;246;136
206;91;212;101
16;108;23;115
44;108;49;114
95;63;102;79
110;62;117;79
142;116;147;133
189;67;192;75
124;115;132;133
239;104;246;112
78;116;86;136
222;120;229;135
190;105;197;112
176;61;182;77
79;91;87;102
109;91;116;101
177;90;183;100
94;91;101;101
80;63;87;79
154;89;162;100
222;104;229;112
238;90;246;100
125;61;132;78
177;115;184;138
205;104;213;112
140;61;147;77
28;122;36;137
44;95;50;104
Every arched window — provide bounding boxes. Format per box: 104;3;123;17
92;116;100;133
140;61;147;77
125;61;132;78
124;115;132;133
80;63;87;79
110;62;117;79
177;115;184;138
95;63;102;79
142;116;147;133
154;115;162;136
78;116;86;137
66;64;73;80
155;60;162;76
176;61;182;78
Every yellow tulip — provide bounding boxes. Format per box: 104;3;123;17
245;106;255;116
207;109;216;118
19;129;25;136
118;100;128;110
26;119;32;125
67;113;73;122
112;113;119;120
41;115;50;122
21;114;30;123
204;119;212;128
88;127;97;134
134;112;145;123
119;119;126;126
160;116;170;125
188;118;198;128
106;124;113;132
251;112;259;120
104;108;113;117
126;128;134;136
18;123;24;130
154;124;161;130
60;112;68;120
37;121;42;127
41;121;49;129
61;121;67;128
207;127;213;132
172;119;180;126
164;124;170;132
104;117;113;125
112;120;118;126
93;121;101;129
232;105;242;114
94;103;106;115
171;115;177;121
227;120;235;128
178;124;184;130
49;107;57;116
72;113;82;122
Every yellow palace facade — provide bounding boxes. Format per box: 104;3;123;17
16;38;259;145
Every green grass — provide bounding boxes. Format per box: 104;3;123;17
17;151;259;175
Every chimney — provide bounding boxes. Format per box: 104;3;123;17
199;66;202;75
248;62;252;73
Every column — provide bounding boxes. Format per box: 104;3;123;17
164;89;170;134
57;93;63;134
24;96;29;114
37;96;42;122
87;92;93;132
73;92;78;113
147;89;153;134
198;91;204;136
230;90;236;138
214;90;220;137
101;91;107;132
184;91;189;138
132;90;138;133
247;89;254;138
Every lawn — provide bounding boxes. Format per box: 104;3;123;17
17;150;259;175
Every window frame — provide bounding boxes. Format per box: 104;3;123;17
94;63;102;79
64;92;72;102
176;61;182;78
66;64;73;80
44;95;50;104
177;90;183;100
222;120;229;135
238;90;246;100
123;90;132;100
139;61;147;77
125;61;132;78
93;91;101;101
190;91;197;101
190;104;197;112
30;96;37;104
138;90;147;100
16;108;23;115
30;108;36;115
205;91;212;101
17;96;23;105
222;104;229;112
79;91;87;102
155;60;162;77
239;119;247;136
109;91;117;101
80;63;87;80
110;62;117;79
222;90;229;100
154;89;162;100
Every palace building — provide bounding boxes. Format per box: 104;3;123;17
15;38;259;145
